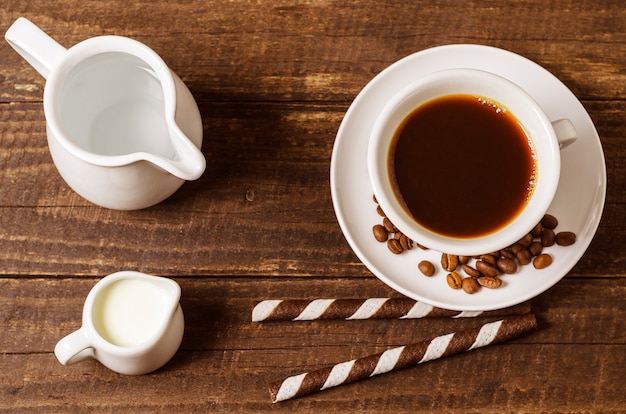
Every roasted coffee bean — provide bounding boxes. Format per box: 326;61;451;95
500;249;515;260
476;260;498;277
462;264;482;278
446;271;463;289
496;257;517;274
441;253;459;271
541;214;558;229
382;217;396;233
541;229;555;247
372;225;388;242
459;255;470;265
399;233;413;251
555;231;576;246
477;276;503;289
479;254;497;266
529;241;543;256
516;249;532;265
518;233;533;248
462;277;480;294
415;242;429;250
387;239;403;254
376;205;385;217
510;242;524;254
530;222;543;238
533;253;553;269
418;260;436;277
372;194;378;203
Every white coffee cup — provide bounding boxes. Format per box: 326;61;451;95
54;271;184;375
368;68;576;256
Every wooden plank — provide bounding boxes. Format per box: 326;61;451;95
1;1;625;103
1;276;624;411
1;343;624;413
2;277;624;353
0;100;623;277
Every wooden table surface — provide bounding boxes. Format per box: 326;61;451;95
1;1;624;412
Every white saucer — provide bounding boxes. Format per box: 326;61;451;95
330;44;606;311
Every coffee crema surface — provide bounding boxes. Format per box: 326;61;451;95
388;94;536;239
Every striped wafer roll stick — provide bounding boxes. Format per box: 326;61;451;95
269;313;537;403
252;298;530;322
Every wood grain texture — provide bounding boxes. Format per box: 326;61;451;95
1;277;625;412
0;100;623;277
0;0;624;412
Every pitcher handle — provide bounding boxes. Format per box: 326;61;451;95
54;328;95;365
5;17;67;79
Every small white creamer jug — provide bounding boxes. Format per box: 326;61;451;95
5;18;206;210
54;271;185;375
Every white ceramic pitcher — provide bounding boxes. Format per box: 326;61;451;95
5;18;206;210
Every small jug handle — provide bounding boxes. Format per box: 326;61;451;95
54;328;95;365
5;17;67;79
551;119;577;150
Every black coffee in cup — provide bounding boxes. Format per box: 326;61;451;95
388;94;536;239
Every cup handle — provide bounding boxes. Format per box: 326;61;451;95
4;17;67;79
551;119;577;150
54;328;95;365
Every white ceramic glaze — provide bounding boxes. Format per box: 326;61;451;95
368;68;577;256
54;271;184;375
5;18;205;210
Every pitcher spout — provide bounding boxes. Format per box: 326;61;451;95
151;124;206;181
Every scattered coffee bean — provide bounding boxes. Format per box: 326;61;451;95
418;260;436;277
530;222;543;238
477;276;503;289
441;253;459;271
510;242;524;254
476;260;498;277
496;257;517;274
555;231;576;246
541;214;558;229
515;249;532;265
479;254;497;266
462;264;481;278
541;228;555;247
382;217;396;233
533;253;553;269
446;272;463;289
387;239;403;254
399;233;413;250
461;277;480;294
372;225;387;242
529;241;543;256
370;197;576;295
518;233;533;248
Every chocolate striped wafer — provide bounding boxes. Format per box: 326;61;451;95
253;298;530;322
269;313;537;403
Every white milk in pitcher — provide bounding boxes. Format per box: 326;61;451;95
92;278;170;347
